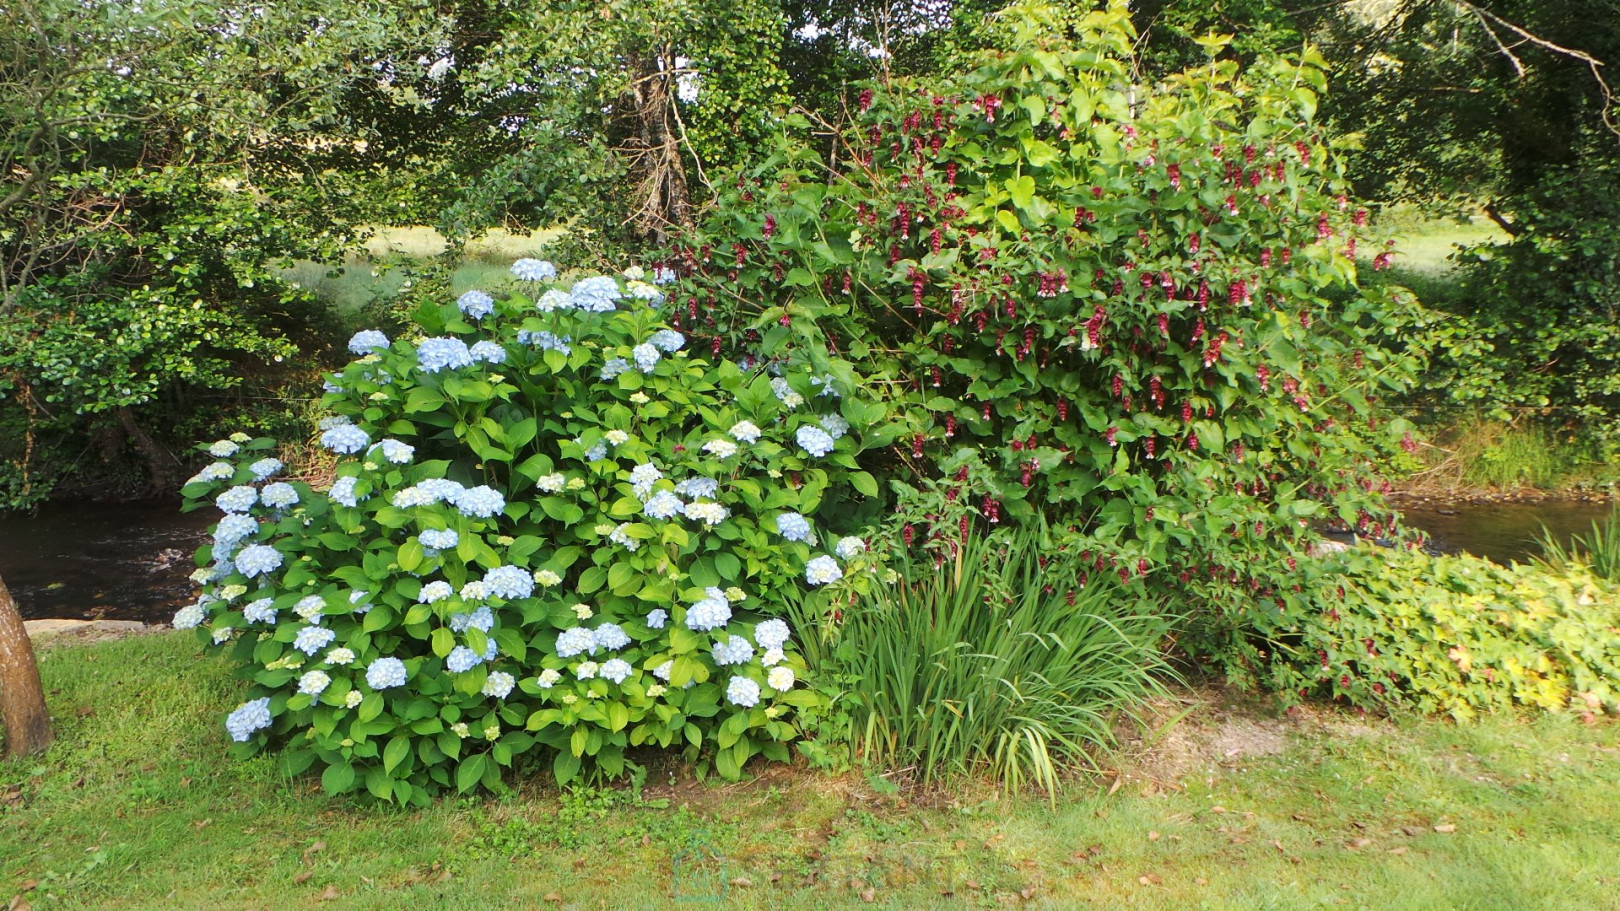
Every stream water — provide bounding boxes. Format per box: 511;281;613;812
0;498;1613;623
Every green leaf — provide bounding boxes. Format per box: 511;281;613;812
321;762;355;794
456;753;488;793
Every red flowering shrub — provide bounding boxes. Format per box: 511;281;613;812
661;2;1429;682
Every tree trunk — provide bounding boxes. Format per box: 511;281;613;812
0;571;52;760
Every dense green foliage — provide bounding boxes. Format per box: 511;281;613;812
1252;547;1620;722
817;527;1174;795
0;0;443;506
177;265;887;801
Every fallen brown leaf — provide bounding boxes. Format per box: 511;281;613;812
1020;885;1038;899
1433;824;1456;834
1147;831;1161;842
293;872;313;885
1388;846;1409;855
859;887;876;902
729;877;753;888
319;885;339;902
9;895;32;911
543;893;562;903
1348;838;1373;849
1138;873;1162;886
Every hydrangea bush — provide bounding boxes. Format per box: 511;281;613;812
179;262;884;803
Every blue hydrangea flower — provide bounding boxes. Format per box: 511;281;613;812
419;528;459;551
188;461;235;486
321;424;371;454
796;425;836;457
457;290;495;319
511;258;557;282
517;330;572;354
225;697;273;742
835;536;866;560
294;595;325;621
248;458;283;480
260;482;299;509
555;627;597;658
805;555;842;586
570;276;621;312
208;440;240;458
600;658;633;684
322;380;343;395
628;283;664;305
419;581;453;603
216;485;257;514
243;598;277;624
650;329;685;352
592;623;631;651
446;645;480;673
810;374;841;397
416;337;474;373
629;463;663;499
455;485;505;518
609;523;640;551
820;413;851;440
632;343;660;373
214;513;258;549
377;439;414;464
712;634;754;666
348;329;390;354
600;357;630;381
653;266;676;284
298;670;331;696
776;512;813;542
366;657;408;689
233;544;283;578
294;625;336;655
772;377;804;407
483;671;516;699
482;638;499;662
172;603;206;629
449;605;495;633
652;660;674;681
725;676;761;708
754;618;791;650
675;477;719;499
685;588;731;631
536;289;572;311
683;501;728;526
643;490;683;520
469;340;507;364
418;478;466;503
729;421;762;444
646;608;668;629
328;476;362;508
484;565;533;600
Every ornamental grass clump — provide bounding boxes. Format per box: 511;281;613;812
832;526;1176;796
179;261;886;803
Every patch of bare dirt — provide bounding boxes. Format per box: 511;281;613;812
1117;687;1389;792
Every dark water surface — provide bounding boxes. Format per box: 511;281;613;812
0;500;211;623
0;498;1614;622
1397;500;1616;565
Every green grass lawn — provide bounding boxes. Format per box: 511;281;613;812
7;633;1620;909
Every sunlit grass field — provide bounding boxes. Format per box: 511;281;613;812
278;227;563;314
